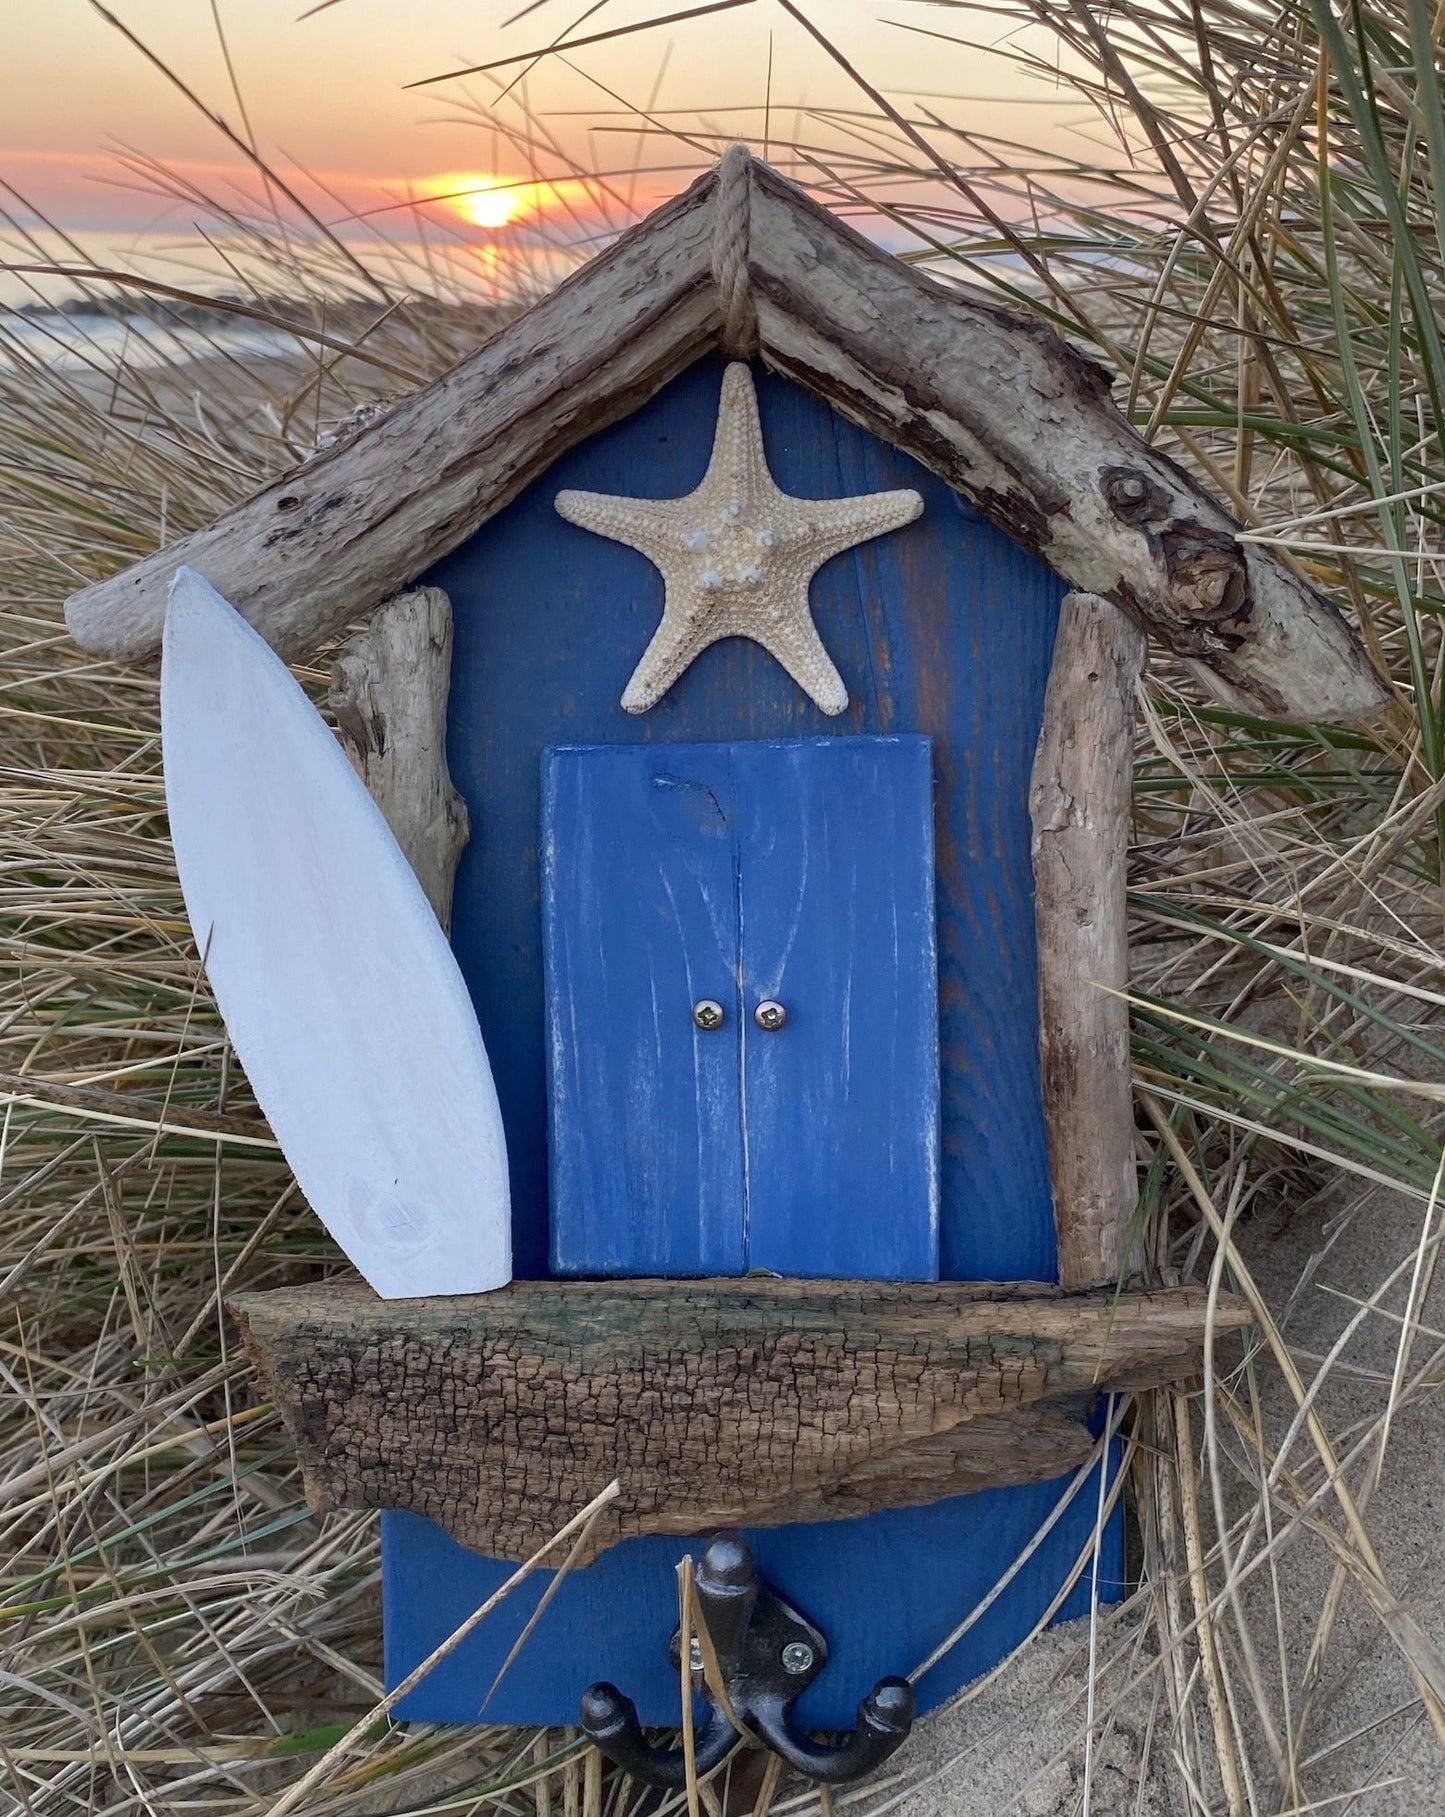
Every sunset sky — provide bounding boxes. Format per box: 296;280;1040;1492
1;2;1092;246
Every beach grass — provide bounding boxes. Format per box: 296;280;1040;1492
3;2;1444;1813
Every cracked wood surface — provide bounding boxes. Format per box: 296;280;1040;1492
229;1277;1249;1562
1032;593;1148;1289
65;158;1385;724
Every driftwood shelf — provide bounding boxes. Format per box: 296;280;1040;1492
231;1278;1249;1564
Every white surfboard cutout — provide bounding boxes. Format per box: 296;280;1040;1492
161;567;511;1298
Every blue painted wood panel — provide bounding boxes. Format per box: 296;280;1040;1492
542;744;745;1275
383;1461;1123;1727
435;357;1058;1284
382;355;1124;1729
732;738;939;1278
542;737;938;1280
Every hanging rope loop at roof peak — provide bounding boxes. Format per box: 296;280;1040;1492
712;143;759;359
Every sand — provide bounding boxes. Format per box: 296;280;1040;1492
879;1183;1444;1816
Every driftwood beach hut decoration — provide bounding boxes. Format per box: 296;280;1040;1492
68;150;1383;1781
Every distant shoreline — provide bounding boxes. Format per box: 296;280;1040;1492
0;291;508;373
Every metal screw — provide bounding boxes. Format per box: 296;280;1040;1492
754;999;787;1032
692;999;725;1031
688;1638;704;1671
1103;468;1155;520
780;1642;814;1675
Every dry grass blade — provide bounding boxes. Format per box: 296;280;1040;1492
261;1480;621;1817
6;1;1445;1812
677;1555;703;1817
405;1;758;89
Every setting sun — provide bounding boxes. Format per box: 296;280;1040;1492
428;173;594;231
455;176;525;228
428;174;555;229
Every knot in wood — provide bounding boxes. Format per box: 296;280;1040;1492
1100;465;1168;527
1161;525;1250;632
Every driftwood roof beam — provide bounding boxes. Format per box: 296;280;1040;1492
743;164;1383;722
64;177;722;666
65;156;1387;723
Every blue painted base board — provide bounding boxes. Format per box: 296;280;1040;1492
384;1452;1125;1729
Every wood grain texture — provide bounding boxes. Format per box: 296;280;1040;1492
542;738;939;1279
231;1277;1247;1563
741;164;1385;723
440;357;1060;1285
65;170;721;665
330;587;470;930
732;738;939;1277
1031;593;1147;1289
65;158;1386;724
542;742;745;1276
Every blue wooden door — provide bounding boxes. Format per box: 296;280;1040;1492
542;743;744;1276
542;738;939;1280
381;357;1122;1729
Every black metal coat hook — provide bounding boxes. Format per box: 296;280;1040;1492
579;1535;914;1789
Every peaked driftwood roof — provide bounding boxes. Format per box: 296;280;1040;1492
65;153;1387;722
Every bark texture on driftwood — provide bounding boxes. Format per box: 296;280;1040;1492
65;173;720;666
230;1277;1248;1563
1032;593;1147;1289
329;587;469;930
742;165;1383;722
65;158;1386;724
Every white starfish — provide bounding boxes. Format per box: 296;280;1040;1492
554;363;923;714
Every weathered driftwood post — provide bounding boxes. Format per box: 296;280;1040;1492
329;586;470;930
1031;592;1146;1289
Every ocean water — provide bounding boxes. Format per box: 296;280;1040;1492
0;220;596;371
0;308;303;370
0;207;937;372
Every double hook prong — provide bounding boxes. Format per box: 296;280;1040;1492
580;1535;914;1789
